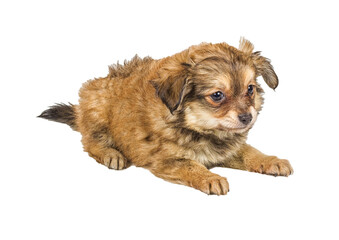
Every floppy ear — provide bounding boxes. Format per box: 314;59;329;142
151;63;191;113
151;51;193;113
252;51;279;89
238;38;279;89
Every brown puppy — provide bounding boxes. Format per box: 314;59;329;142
39;38;293;195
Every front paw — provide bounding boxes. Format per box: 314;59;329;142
193;175;229;195
250;157;294;177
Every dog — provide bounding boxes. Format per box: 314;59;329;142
39;38;293;195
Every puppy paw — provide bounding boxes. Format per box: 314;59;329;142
194;175;229;195
251;157;293;177
101;149;128;170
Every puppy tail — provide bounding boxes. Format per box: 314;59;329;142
38;103;78;131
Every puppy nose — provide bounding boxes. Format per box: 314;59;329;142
238;113;253;125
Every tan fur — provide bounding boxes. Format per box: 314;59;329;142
56;38;292;195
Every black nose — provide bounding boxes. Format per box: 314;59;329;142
238;113;253;125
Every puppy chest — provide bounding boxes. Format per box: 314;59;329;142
182;141;237;166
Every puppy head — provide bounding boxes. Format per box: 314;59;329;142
153;38;278;134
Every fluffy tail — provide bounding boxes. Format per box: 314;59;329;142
38;103;77;131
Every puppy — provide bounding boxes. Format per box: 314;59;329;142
39;38;293;195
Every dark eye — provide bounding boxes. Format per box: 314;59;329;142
247;85;255;96
210;91;225;102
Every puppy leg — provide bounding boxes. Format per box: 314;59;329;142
82;135;130;170
226;144;293;176
149;159;229;195
88;147;130;170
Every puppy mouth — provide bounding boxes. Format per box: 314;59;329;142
216;123;250;132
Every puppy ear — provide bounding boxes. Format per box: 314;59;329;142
239;38;279;89
239;37;254;54
252;51;279;90
151;52;193;113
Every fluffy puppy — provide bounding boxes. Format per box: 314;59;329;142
39;38;293;195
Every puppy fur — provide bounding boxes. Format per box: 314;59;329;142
39;38;293;195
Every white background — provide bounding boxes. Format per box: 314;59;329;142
1;0;338;239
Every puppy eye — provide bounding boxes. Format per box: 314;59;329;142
247;85;255;96
210;91;225;102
